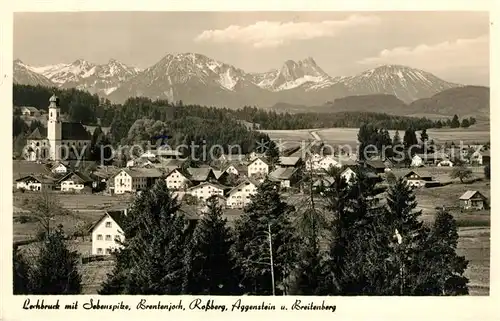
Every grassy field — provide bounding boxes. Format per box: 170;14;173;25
262;126;490;148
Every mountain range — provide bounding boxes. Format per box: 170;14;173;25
14;53;466;108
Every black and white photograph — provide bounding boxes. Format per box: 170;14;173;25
4;6;495;313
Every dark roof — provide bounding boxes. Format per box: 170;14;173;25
27;127;46;139
90;210;127;232
62;123;91;140
269;167;297;180
15;174;56;184
57;171;93;184
22;106;39;112
27;122;91;141
365;160;387;169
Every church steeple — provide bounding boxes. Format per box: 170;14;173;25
49;94;59;108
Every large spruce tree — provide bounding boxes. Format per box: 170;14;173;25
183;196;240;295
28;231;82;294
232;180;297;295
99;179;190;294
427;209;469;295
385;177;435;295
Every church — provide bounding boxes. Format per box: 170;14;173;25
25;95;92;162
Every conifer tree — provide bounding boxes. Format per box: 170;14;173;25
28;231;82;294
99;179;189;294
427;209;469;295
232;180;297;295
183;196;240;295
265;140;280;168
385;177;435;295
322;169;393;295
13;247;30;294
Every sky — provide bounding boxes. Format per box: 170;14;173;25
14;11;489;85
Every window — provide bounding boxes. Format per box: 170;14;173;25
97;248;103;254
97;234;103;240
105;235;111;241
105;222;112;228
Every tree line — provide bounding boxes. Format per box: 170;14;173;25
14;84;449;134
14;170;468;295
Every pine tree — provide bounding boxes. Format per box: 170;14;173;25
427;209;469;295
99;179;190;294
321;169;393;295
451;115;460;128
13;247;30;294
420;129;428;144
183;196;240;295
265;140;280;168
28;231;82;294
461;119;470;128
232;180;297;295
385;177;434;295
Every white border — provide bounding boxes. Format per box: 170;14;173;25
1;1;498;320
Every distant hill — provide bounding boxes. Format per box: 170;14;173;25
269;86;489;119
408;86;490;119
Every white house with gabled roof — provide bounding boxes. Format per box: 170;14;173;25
90;210;127;255
226;178;259;209
187;181;225;202
165;169;190;190
247;157;269;178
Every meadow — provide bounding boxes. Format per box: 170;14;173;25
262;125;490;149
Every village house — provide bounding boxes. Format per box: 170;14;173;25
57;171;93;193
187;167;217;185
277;156;302;169
20;106;41;117
268;167;299;189
341;167;357;183
403;170;434;188
437;159;454;167
226;178;259;209
363;160;389;174
247;157;269;178
49;161;69;174
90;209;127;255
470;150;490;166
248;151;266;161
15;174;56;191
187;181;226;201
165;168;191;190
312;176;335;192
410;155;424;167
459;190;488;210
112;168;164;194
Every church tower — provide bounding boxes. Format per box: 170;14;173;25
47;94;62;161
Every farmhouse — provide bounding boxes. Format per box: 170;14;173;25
459;190;488;210
312;176;335;191
57;171;93;193
340;167;356;183
187;181;226;201
278;156;302;168
437;159;454;167
269;167;299;189
20;106;40;117
187;167;217;185
25;95;92;162
49;161;69;174
363;160;388;173
165;169;191;190
403;170;434;188
226;178;259;209
112;168;164;194
410;155;424;167
15;174;56;191
247;157;269;178
90;210;127;255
